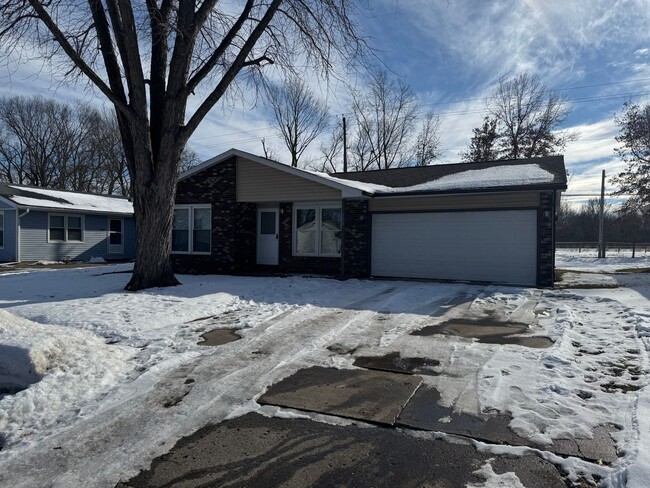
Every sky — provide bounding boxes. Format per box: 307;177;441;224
0;0;649;208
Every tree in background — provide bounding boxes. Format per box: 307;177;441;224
463;73;577;162
0;1;367;290
348;70;419;170
611;101;650;213
460;116;499;162
412;111;442;166
264;76;329;167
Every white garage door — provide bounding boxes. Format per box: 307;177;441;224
371;210;537;285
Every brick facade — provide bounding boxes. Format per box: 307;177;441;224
342;199;371;277
171;157;256;274
537;190;555;287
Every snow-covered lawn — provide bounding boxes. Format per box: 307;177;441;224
0;255;649;487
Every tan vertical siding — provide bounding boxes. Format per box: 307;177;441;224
236;158;341;202
368;192;540;212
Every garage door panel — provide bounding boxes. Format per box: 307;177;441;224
371;210;537;285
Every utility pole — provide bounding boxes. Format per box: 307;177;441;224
598;169;606;259
342;116;348;173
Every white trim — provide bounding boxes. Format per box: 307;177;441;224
47;213;85;243
178;148;365;198
256;207;279;265
292;204;342;257
171;204;212;255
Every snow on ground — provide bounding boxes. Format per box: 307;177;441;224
557;249;650;273
0;259;649;487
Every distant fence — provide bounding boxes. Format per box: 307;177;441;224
557;242;650;255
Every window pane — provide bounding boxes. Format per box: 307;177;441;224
193;207;210;230
50;215;64;228
296;209;316;254
68;216;82;229
320;208;341;254
110;233;122;245
173;208;189;230
172;208;190;252
67;228;82;241
193;229;211;253
260;212;275;235
50;228;65;241
172;230;189;252
0;230;3;248
110;219;122;233
0;213;3;227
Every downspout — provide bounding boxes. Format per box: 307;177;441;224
340;198;346;277
17;208;30;263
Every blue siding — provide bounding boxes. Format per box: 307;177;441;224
0;199;15;209
0;209;17;262
18;210;135;262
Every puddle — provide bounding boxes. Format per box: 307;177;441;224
411;319;553;348
197;329;241;346
354;352;440;375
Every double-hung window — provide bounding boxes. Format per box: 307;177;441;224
49;214;84;242
172;205;211;254
0;211;4;248
294;205;342;256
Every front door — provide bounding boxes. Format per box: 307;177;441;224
108;218;124;254
257;209;279;265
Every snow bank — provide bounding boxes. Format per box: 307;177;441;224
0;309;132;449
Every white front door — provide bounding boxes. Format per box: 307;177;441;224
108;218;124;254
257;209;279;265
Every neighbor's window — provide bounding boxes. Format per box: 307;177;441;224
48;214;83;242
0;211;4;248
294;205;342;256
171;205;211;254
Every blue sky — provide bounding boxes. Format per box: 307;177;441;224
1;0;649;207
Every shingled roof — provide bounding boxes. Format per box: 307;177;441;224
331;156;567;196
0;182;133;214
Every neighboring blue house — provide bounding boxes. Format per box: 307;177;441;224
0;182;135;263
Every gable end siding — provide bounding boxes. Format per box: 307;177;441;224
237;157;341;202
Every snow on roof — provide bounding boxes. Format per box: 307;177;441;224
325;163;556;195
5;185;133;214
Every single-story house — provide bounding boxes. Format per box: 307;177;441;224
172;148;567;287
0;182;135;263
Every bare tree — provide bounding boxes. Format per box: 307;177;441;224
264;76;329;167
485;73;578;160
412;111;441;166
460;116;499;162
0;1;367;290
611;101;650;212
349;70;419;170
315;118;344;173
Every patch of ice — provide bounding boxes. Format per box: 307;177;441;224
466;460;525;488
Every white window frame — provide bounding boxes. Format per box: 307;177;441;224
0;210;4;249
292;203;342;257
48;213;84;243
171;204;212;255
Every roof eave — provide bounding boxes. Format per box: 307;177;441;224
10;204;133;215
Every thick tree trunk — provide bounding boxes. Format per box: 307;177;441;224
125;133;181;291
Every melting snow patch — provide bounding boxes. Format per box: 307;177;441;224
466;460;525;488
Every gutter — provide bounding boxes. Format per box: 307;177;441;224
16;208;30;263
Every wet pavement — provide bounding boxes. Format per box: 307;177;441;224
258;367;422;425
197;328;241;346
352;352;440;375
119;413;567;488
396;386;619;464
412;318;554;348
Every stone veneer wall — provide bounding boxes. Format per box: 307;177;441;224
171;156;256;274
342;199;371;277
537;190;555;287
